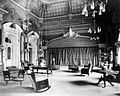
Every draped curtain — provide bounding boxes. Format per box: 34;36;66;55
48;47;99;67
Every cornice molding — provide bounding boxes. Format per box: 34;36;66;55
45;13;84;20
40;23;90;30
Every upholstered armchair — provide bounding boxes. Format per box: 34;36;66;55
81;63;92;76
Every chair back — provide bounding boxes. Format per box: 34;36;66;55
31;72;36;82
3;71;10;80
18;69;25;78
24;66;29;71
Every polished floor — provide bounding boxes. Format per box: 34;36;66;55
0;66;120;96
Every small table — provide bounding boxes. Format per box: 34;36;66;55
92;69;119;87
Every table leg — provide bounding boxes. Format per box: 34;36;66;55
103;74;106;88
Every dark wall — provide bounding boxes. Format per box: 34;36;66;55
96;0;120;47
0;29;2;45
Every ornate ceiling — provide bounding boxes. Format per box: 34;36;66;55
0;0;119;22
0;0;120;45
0;0;120;20
0;0;93;36
0;0;86;18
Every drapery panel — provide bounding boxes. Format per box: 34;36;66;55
48;47;99;67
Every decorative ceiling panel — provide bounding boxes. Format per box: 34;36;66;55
46;1;68;17
0;0;9;8
46;0;85;17
0;0;93;18
9;0;87;18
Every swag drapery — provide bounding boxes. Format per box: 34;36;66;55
48;47;99;67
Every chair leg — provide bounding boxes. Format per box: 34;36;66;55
20;81;22;86
6;81;8;85
97;76;103;84
107;77;114;86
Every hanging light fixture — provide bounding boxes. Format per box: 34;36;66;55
64;0;94;39
82;1;88;17
82;0;107;17
81;0;105;41
88;20;101;40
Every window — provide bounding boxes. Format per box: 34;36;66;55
7;47;11;59
5;37;11;43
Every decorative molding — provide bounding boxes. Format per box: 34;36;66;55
47;36;98;48
60;19;81;26
45;13;82;20
9;0;41;20
44;21;59;28
49;23;89;30
39;23;90;35
43;12;93;36
82;17;93;24
46;29;89;36
0;8;8;14
0;8;8;21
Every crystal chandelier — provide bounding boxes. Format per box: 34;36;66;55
88;20;101;40
82;0;108;17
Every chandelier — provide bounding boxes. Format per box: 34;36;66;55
81;0;107;41
82;0;108;17
88;19;101;40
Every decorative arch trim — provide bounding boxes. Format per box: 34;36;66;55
47;36;98;48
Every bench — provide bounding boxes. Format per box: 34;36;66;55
3;69;25;85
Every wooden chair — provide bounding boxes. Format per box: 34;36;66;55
3;70;12;85
28;72;50;92
81;63;92;76
3;69;25;85
13;69;25;85
24;66;29;72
